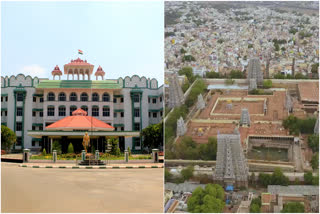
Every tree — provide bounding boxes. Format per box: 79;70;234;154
52;140;62;154
308;134;319;153
67;143;74;153
181;165;194;181
294;73;306;79
206;71;220;78
229;70;244;78
109;137;121;156
179;67;194;82
183;55;196;62
198;137;217;160
304;171;313;185
165;168;173;182
1;125;16;152
250;204;261;213
271;168;289;186
187;184;225;213
180;48;187;54
274;43;280;51
263;80;272;89
311;63;319;74
311;153;319;170
42;148;47;156
281;202;304;213
312;175;319;185
258;173;272;187
141;122;163;152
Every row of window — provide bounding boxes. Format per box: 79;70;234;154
1;96;8;102
33;97;44;103
47;106;111;117
1;111;7;116
47;92;115;102
148;97;163;104
148;111;163;118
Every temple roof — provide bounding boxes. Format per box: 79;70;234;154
46;108;115;131
51;65;62;76
95;65;105;76
65;58;92;66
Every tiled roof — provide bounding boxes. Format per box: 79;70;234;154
298;82;319;103
36;80;121;89
46;109;114;131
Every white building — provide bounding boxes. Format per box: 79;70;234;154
1;58;163;153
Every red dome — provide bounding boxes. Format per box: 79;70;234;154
52;65;62;75
95;65;105;76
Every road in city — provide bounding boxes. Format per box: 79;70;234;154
1;163;163;213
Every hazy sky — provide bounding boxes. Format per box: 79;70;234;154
1;1;164;84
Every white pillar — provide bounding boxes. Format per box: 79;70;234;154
50;138;53;153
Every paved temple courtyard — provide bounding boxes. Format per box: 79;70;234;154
1;163;163;213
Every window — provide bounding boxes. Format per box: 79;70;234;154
17;93;24;101
16;137;22;146
153;112;157;118
47;106;55;116
114;112;117;118
33;97;37;102
47;92;55;101
160;96;163;102
152;98;157;104
70;106;77;115
134;123;140;131
16;122;22;131
17;107;23;116
134;108;140;117
121;112;124;117
134;137;141;147
92;93;99;102
39;125;43;131
59;106;66;116
58;92;66;101
113;97;117;103
5;96;8;102
103;93;110;102
120;97;124;103
92;106;99;116
149;112;151;117
5;111;7;116
32;126;36;130
133;94;140;103
40;111;43;117
81;106;88;113
40;97;43;103
160;111;163;117
32;111;36;117
1;97;3;102
80;93;88;101
121;127;124;131
103;107;110;117
148;98;150;103
70;92;77;101
32;141;36;147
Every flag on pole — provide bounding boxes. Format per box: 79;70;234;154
78;49;83;55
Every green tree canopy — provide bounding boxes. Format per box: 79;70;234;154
1;125;16;152
187;184;225;213
141;122;163;152
263;80;273;89
181;165;194;181
311;153;319;170
281;202;304;213
304;171;314;185
67;143;74;153
308;134;319;153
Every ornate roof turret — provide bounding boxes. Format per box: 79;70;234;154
95;65;105;80
52;65;62;80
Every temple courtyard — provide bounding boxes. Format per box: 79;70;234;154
1;163;163;213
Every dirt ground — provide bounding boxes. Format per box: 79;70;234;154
1;163;164;213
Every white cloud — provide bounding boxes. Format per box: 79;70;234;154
19;64;47;78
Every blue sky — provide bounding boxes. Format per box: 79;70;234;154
1;1;164;84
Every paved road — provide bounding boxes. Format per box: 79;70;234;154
1;163;163;213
